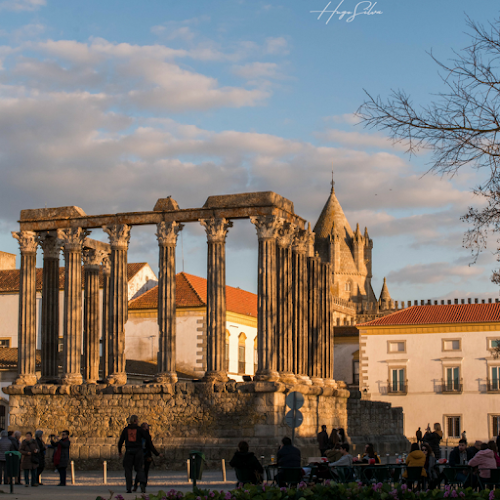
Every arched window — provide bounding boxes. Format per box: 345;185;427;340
254;338;258;375
345;282;351;292
238;333;247;374
225;331;230;372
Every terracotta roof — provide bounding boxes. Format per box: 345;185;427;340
358;303;500;327
0;348;41;368
0;263;149;293
334;326;359;337
129;272;257;318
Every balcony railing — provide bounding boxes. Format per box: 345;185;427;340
387;380;408;395
441;378;463;393
487;378;500;392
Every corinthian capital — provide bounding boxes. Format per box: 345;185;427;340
292;228;309;255
83;248;108;268
12;231;38;254
200;218;233;243
101;255;111;276
38;231;64;259
103;224;131;249
250;215;283;240
156;221;183;247
60;227;90;252
277;220;297;248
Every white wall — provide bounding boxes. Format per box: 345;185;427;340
361;328;500;442
128;264;157;300
333;342;358;385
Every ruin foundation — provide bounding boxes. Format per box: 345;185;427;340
5;381;408;469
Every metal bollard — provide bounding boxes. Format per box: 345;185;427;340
103;461;107;485
222;459;226;482
71;460;75;485
187;459;191;482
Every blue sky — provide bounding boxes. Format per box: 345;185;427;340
0;0;499;302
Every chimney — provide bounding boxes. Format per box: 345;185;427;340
461;299;464;304
475;298;478;304
454;299;458;304
468;298;471;304
447;300;452;305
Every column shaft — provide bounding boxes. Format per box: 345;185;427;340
307;255;322;384
12;231;38;386
100;258;111;379
250;215;283;382
103;224;131;385
200;218;232;381
39;233;62;382
156;221;182;384
61;228;87;385
292;238;308;381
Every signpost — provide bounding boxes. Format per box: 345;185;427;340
285;391;304;444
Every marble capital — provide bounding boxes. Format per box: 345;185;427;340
103;224;131;249
83;249;108;268
101;256;111;275
38;231;64;259
277;221;297;248
200;218;233;243
12;231;38;254
156;221;183;247
292;228;309;254
250;215;283;240
60;227;89;252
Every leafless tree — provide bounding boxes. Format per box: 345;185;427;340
358;16;500;282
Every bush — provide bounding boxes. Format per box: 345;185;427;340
97;482;500;500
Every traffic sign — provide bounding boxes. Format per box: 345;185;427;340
285;391;304;410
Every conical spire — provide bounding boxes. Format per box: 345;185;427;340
379;277;391;302
355;223;362;239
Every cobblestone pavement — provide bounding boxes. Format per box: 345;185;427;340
0;470;237;500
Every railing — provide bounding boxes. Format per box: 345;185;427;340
441;378;463;393
487;378;500;392
387;379;408;394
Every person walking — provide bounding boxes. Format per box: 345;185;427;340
19;431;39;487
416;427;423;447
317;425;329;457
51;430;71;486
0;430;13;485
423;423;442;459
118;414;151;494
34;430;46;485
133;422;160;492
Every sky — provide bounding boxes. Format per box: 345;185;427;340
0;0;499;302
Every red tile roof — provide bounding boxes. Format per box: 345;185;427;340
129;272;257;318
0;348;41;368
0;263;149;293
358;303;500;327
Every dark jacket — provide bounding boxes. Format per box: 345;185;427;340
118;424;151;454
496;436;500;454
277;444;301;468
143;429;159;460
449;446;474;467
467;445;480;459
416;429;423;441
317;431;329;450
423;431;442;459
19;438;39;471
0;437;13;461
35;437;46;468
8;436;19;452
51;437;70;468
229;451;263;484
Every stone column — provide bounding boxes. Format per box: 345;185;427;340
307;254;322;385
60;227;88;385
12;231;38;386
250;215;283;382
292;229;310;384
103;224;131;385
200;218;233;382
156;221;183;384
38;232;63;382
324;262;335;384
317;262;327;380
276;221;296;384
83;249;106;383
100;257;111;379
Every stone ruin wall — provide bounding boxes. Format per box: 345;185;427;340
6;381;407;470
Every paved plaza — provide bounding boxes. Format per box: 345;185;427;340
0;470;237;500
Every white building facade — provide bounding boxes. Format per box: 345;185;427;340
358;302;500;444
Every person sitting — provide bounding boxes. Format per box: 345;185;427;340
229;441;263;485
325;444;342;463
361;444;381;464
277;437;302;487
449;439;474;466
422;443;439;489
467;441;482;459
486;441;500;467
468;443;497;483
402;443;427;479
330;443;353;467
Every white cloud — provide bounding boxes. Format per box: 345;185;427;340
387;262;484;285
232;62;284;81
324;113;359;125
265;37;289;55
0;0;45;11
319;129;408;151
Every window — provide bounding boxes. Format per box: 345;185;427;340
443;339;461;351
446;416;461;438
389;368;406;393
492;415;500;438
345;282;351;292
388;341;405;353
490;367;500;391
224;331;230;372
0;340;9;348
353;360;359;385
253;338;258;375
0;406;5;431
490;339;500;349
58;337;64;353
238;333;246;374
444;366;461;392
